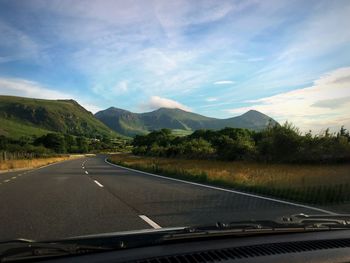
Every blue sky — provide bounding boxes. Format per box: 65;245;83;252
0;0;349;131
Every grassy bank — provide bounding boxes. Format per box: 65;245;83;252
0;155;83;171
109;154;350;205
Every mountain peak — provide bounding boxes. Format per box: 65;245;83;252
241;109;267;117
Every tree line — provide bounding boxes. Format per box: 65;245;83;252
132;123;350;163
0;133;128;157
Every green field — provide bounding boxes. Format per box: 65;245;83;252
171;129;193;136
0;117;51;139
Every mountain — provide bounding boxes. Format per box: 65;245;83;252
0;95;121;139
95;107;278;137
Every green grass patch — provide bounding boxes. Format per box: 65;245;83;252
171;129;193;137
0;117;51;139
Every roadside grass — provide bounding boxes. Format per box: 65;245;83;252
0;155;83;171
109;154;350;205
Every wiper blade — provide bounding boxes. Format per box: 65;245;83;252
0;240;111;262
2;214;349;261
163;214;350;241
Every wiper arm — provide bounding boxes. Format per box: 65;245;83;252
280;213;350;228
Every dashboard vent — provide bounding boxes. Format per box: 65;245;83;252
134;238;350;263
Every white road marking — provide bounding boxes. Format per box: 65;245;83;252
85;171;89;175
94;180;104;188
82;166;85;169
105;158;337;215
4;179;10;183
11;176;16;179
139;215;162;229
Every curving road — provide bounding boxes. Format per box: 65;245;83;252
0;155;334;241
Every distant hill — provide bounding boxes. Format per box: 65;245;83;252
0;95;121;139
95;107;278;137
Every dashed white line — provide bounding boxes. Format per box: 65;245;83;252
11;176;16;179
85;171;89;175
139;215;162;229
93;180;103;188
4;179;10;183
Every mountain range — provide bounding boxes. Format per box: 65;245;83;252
95;107;278;137
0;95;278;139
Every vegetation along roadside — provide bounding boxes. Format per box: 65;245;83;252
108;154;350;207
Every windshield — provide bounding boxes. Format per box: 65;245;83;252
0;0;349;244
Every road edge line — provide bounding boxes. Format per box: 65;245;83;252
104;158;338;215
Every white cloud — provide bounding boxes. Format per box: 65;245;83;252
141;96;191;112
206;97;218;102
0;78;70;99
226;67;350;132
214;80;235;85
0;78;102;113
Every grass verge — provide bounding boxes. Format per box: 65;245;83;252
108;154;350;206
0;155;83;171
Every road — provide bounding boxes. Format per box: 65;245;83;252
0;155;335;241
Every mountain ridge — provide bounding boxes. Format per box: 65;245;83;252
95;107;278;137
0;95;121;139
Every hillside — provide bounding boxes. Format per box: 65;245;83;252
95;107;278;137
0;95;120;139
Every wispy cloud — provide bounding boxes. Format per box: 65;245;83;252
0;78;102;113
140;96;191;112
0;21;41;64
213;80;235;85
113;80;129;94
226;67;350;132
206;97;218;102
0;0;349;126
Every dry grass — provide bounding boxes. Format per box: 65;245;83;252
109;154;350;205
0;155;82;171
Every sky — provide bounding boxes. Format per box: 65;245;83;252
0;0;349;132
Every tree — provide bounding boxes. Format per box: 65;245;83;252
76;137;89;153
35;133;66;153
257;122;301;162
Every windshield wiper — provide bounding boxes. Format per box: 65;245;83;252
0;239;111;262
2;214;350;262
280;213;350;228
163;214;350;241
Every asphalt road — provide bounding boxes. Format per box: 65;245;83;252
0;155;334;241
